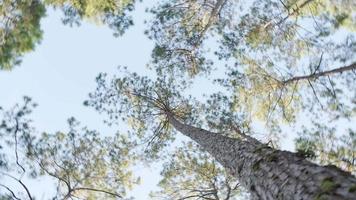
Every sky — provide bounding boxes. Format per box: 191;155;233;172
0;1;163;199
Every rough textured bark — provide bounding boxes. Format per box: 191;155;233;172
166;113;356;200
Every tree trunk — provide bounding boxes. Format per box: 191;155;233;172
166;113;356;200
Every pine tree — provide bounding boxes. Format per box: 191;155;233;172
85;69;356;199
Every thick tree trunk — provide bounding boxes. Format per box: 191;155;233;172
166;114;356;200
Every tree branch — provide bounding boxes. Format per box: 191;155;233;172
0;184;21;200
0;171;33;200
283;62;356;84
72;187;123;198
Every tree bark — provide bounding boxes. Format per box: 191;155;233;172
166;113;356;200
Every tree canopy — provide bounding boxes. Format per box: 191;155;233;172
0;0;355;199
0;0;45;70
0;0;137;70
0;97;139;199
150;142;247;200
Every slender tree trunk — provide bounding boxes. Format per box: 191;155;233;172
166;113;356;200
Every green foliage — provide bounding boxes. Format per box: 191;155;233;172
295;122;356;174
146;0;229;77
150;142;246;200
85;67;199;159
146;0;356;126
32;118;138;199
0;0;137;70
203;92;253;140
224;57;302;122
295;138;317;159
0;96;37;168
0;98;138;199
45;0;137;36
224;0;356;123
0;0;46;70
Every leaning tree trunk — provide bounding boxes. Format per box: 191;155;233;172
166;114;356;200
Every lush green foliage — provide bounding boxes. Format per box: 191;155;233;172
0;0;45;70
